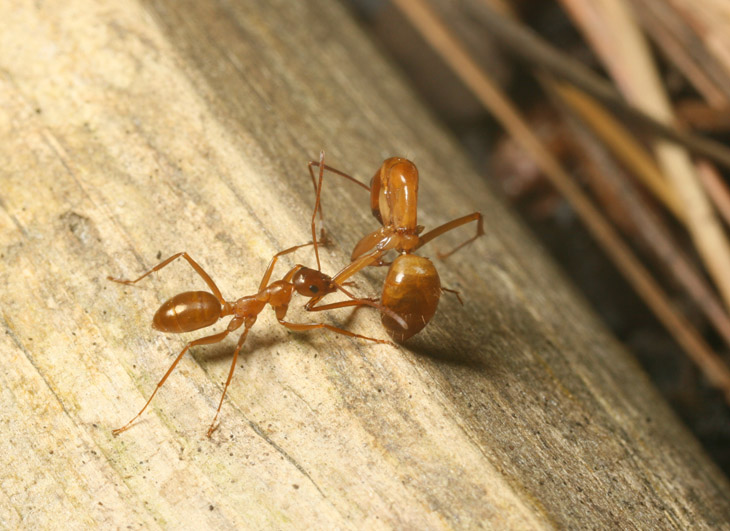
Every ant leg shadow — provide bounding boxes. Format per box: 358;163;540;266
405;331;489;370
279;319;392;346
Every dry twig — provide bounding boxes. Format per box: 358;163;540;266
456;0;730;170
552;83;730;355
392;0;730;402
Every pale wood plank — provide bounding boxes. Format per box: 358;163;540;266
0;0;728;528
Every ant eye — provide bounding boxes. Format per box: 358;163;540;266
309;285;319;293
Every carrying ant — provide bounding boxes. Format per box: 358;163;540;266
108;241;403;437
305;152;483;341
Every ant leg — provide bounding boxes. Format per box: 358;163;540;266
304;296;408;331
417;212;484;259
332;248;385;285
304;247;385;310
310;151;326;271
350;226;390;262
334;283;408;330
441;287;464;305
109;252;225;304
112;329;230;436
307;159;370;193
305;299;378;312
278;319;393;346
308;152;370;270
207;325;250;438
258;242;317;291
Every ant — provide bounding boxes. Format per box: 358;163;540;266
108;241;404;437
305;152;484;342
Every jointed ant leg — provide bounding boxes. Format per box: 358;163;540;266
441;287;463;305
278;319;393;346
331;247;385;286
307;158;370;195
304;294;408;331
310;151;326;272
304;248;384;310
108;252;225;303
207;326;251;437
112;329;231;436
417;212;484;259
334;283;408;330
305;298;379;313
258;242;317;291
308;151;370;271
304;247;386;313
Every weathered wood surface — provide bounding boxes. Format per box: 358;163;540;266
1;0;729;528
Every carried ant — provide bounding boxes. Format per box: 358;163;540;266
109;241;404;437
305;152;484;342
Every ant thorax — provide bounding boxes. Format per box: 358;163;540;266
232;293;269;317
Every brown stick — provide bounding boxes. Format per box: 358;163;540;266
393;0;730;402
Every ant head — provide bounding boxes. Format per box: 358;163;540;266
292;267;337;298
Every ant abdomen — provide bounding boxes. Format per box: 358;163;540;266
380;254;440;342
153;291;222;333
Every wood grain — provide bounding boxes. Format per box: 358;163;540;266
0;0;728;528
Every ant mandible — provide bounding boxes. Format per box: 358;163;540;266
305;152;484;342
108;241;402;437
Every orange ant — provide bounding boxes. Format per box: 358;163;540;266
108;241;404;437
305;152;484;342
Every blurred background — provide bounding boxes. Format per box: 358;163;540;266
347;0;730;477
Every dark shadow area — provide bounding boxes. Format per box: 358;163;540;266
405;332;491;370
